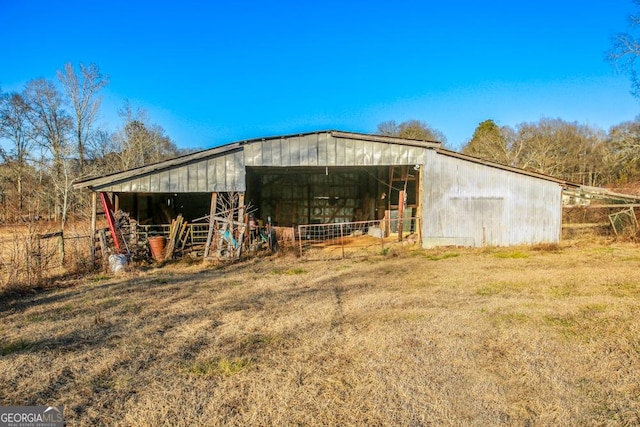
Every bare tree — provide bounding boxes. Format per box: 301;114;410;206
377;119;447;145
57;62;108;176
23;78;73;227
607;118;640;182
514;118;607;185
114;101;179;170
608;0;640;97
0;91;34;212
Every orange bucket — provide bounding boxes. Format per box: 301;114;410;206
148;236;166;261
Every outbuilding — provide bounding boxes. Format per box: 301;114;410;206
74;130;568;258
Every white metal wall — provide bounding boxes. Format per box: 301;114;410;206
421;150;562;247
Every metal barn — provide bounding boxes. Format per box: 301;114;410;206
74;130;567;259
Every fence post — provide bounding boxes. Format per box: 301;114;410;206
340;223;345;259
58;231;64;266
35;234;42;281
90;191;97;266
25;236;31;286
298;225;304;257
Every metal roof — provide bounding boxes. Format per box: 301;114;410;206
73;129;572;191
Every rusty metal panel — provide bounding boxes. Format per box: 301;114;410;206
422;150;562;248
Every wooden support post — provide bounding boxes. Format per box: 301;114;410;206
90;192;97;267
398;190;405;241
98;229;109;266
384;210;390;238
236;193;246;258
203;192;218;258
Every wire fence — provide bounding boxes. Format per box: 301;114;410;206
0;229;93;293
297;217;421;260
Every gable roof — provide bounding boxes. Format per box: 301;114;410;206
73;130;441;191
73;129;571;192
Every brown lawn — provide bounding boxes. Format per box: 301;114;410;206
1;239;639;426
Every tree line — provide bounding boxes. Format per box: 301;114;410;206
0;63;184;227
377;117;640;188
2;64;640;230
462;117;640;186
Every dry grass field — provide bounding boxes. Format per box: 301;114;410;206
1;239;640;426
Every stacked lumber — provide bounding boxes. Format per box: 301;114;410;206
164;215;189;260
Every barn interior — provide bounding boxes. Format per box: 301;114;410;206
114;165;420;227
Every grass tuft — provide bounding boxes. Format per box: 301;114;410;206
494;250;529;259
184;357;253;377
90;274;111;283
425;252;460;261
0;339;31;356
272;267;308;275
531;243;562;252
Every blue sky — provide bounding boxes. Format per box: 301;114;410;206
1;0;639;150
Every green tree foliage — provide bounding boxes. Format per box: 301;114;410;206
462;119;517;166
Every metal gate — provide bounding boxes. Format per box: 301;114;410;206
297;217;420;259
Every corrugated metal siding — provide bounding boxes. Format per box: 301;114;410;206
243;134;424;167
422;150;562;247
91;150;246;193
91;131;426;193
